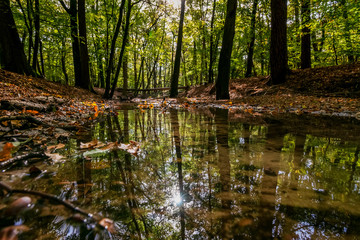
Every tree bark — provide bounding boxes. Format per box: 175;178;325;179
32;0;40;74
103;0;126;98
0;0;33;75
169;0;186;98
59;0;81;87
77;0;91;90
269;0;288;85
208;0;216;84
109;0;132;98
245;0;258;77
300;0;311;69
215;0;237;100
339;0;354;63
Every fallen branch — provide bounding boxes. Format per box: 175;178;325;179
0;152;48;169
0;182;115;233
0;115;78;131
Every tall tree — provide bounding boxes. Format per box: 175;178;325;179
245;0;259;77
59;0;81;87
208;0;217;84
169;0;185;98
109;0;132;99
32;0;40;74
103;0;126;98
0;0;33;75
339;0;354;63
77;0;91;90
269;0;288;85
300;0;311;69
215;0;237;100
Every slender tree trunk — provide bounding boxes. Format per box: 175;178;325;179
300;0;311;69
208;0;216;84
169;0;186;98
215;0;237;100
245;0;258;77
61;40;69;84
103;0;126;98
0;0;33;75
340;0;354;63
122;51;128;96
109;0;132;98
269;0;288;85
39;40;45;76
32;0;40;74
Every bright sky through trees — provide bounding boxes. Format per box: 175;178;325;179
167;0;181;8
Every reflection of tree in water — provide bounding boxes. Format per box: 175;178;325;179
170;110;185;240
214;108;232;239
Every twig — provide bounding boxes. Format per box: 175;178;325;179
0;152;48;169
0;182;94;219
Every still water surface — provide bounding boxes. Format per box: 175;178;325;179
1;108;360;239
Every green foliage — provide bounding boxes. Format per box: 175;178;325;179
8;0;360;90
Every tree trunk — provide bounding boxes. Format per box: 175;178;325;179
208;0;216;84
59;0;81;87
215;0;237;100
169;0;186;98
77;0;91;90
109;0;132;98
269;0;288;85
103;0;126;98
245;0;258;77
0;0;33;75
122;51;128;96
32;0;40;74
300;0;311;69
340;0;354;63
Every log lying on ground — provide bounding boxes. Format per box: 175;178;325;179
0;115;78;130
1;100;55;112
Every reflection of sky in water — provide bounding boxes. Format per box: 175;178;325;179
3;110;360;239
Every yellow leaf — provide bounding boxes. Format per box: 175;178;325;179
0;142;14;161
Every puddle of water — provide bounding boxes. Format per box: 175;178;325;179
1;108;360;239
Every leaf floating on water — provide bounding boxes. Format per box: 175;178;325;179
45;152;65;162
0;225;29;240
0;142;15;162
5;196;32;216
80;139;105;149
118;141;141;156
46;143;66;151
80;139;99;149
99;218;116;233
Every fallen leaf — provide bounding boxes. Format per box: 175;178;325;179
0;225;29;240
0;142;15;162
99;218;116;233
80;139;99;149
47;143;66;151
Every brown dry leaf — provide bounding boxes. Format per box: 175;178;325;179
98;218;116;233
0;142;14;162
80;139;99;149
46;143;66;151
0;225;29;240
45;152;65;162
118;141;140;156
99;142;117;151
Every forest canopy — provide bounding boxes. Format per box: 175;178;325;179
1;0;359;98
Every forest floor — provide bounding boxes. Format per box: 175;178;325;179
1;62;360;124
